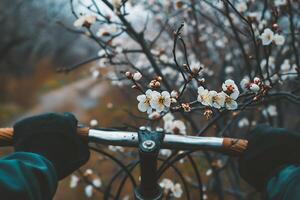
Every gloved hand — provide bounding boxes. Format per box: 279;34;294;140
13;113;90;180
238;124;300;191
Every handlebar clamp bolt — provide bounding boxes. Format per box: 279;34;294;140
142;140;156;150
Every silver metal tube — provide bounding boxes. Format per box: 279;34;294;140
88;129;224;151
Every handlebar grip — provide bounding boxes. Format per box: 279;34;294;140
0;127;89;147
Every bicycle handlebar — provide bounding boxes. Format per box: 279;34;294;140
0;127;247;155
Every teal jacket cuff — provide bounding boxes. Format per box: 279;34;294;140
266;165;300;200
0;152;58;200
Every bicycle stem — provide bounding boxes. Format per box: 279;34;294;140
134;127;164;200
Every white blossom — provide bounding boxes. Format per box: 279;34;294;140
92;178;102;188
159;178;174;190
197;86;213;106
133;72;142;81
280;59;297;80
74;15;96;27
70;175;79;188
85;185;93;198
249;83;260;92
171;183;183;198
238;118;250;128
171;90;179;98
112;0;121;9
91;70;100;79
190;61;203;74
137;89;153;114
281;59;291;72
164;119;187;135
224;93;238;110
253;77;261;85
225;66;234;74
236;1;247;12
96;25;117;37
210;91;225;109
206;168;213;176
222;79;240;100
273;34;285;46
150;91;171;112
163;113;174;122
260;56;276;70
263;105;278;117
241;77;261;93
90;119;98;127
240;78;250;91
260;28;274;46
85;169;93;175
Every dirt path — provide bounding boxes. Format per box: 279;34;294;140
21;77;108;122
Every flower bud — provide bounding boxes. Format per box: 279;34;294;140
204;108;213;119
171;90;179;98
249;83;260;92
253;77;261;85
125;71;132;78
133;72;142;81
181;103;191;112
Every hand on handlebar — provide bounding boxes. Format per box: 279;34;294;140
13;112;90;180
238;124;300;191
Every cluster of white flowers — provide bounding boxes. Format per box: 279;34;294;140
240;77;261;93
260;28;285;46
197;79;240;110
280;59;298;80
137;89;171;113
96;25;117;37
125;71;143;81
81;169;102;198
159;178;183;198
163;113;186;135
73;15;96;28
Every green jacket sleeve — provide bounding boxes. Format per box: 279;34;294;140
266;165;300;200
0;152;58;200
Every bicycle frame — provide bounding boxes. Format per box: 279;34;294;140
0;126;247;199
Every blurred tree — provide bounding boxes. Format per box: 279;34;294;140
0;0;97;76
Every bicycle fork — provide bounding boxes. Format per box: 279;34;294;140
134;127;165;200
